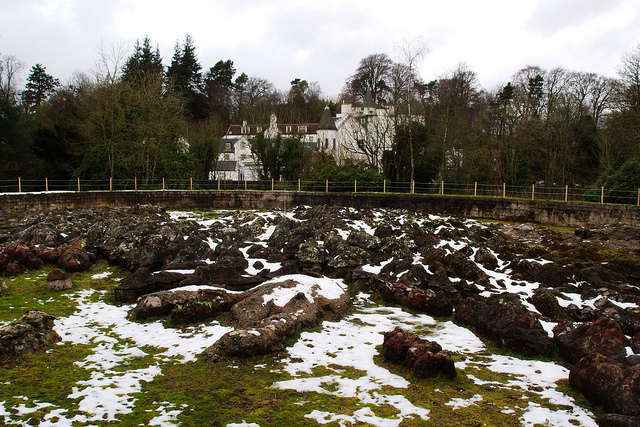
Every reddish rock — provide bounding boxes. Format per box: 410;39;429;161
46;268;73;290
382;326;456;379
454;294;554;356
570;353;640;416
553;317;629;364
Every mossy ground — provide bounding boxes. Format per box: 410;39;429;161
0;262;600;426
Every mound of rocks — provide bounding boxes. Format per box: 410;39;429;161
454;293;554;356
382;326;456;379
202;276;350;359
0;311;60;357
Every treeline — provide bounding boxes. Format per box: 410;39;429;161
1;36;640;194
0;35;331;184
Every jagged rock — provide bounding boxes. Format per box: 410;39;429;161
45;268;73;290
129;288;239;323
378;282;453;317
114;268;190;303
0;311;61;357
455;293;554;356
382;326;456;379
570;353;640;417
553;317;629;364
180;259;265;292
528;289;571;321
597;413;640;427
509;259;569;287
202;277;350;359
57;238;94;272
0;280;7;295
474;248;498;270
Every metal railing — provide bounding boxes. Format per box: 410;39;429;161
2;177;639;206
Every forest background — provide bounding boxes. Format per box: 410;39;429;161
1;35;640;197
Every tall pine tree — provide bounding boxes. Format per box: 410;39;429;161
21;64;60;114
166;34;205;119
122;36;163;84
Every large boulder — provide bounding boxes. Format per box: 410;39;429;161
45;268;73;290
0;311;61;357
455;293;554;356
202;276;350;359
57;238;94;273
179;259;265;291
553;317;629;364
570;353;640;416
377;282;453;317
129;287;239;324
114;268;190;303
382;326;456;379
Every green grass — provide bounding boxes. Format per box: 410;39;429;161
0;263;600;426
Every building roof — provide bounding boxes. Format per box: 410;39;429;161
225;123;319;136
317;105;337;130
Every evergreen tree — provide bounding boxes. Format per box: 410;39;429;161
166;34;205;119
21;64;60;114
122;37;163;84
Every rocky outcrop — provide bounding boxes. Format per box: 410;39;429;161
382;326;456;379
569;353;640;417
129;287;239;324
45;268;73;290
0;311;60;357
553;317;629;364
201;277;350;359
454;294;554;356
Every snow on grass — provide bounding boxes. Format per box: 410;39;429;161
90;271;111;280
445;394;483;409
261;274;346;307
14;289;234;423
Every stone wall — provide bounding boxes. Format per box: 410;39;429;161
0;190;638;227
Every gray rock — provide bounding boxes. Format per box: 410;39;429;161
0;311;61;357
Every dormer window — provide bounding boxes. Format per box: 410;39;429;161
298;126;307;133
285;126;293;133
241;126;250;134
256;126;263;133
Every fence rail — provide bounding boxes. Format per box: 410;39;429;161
1;178;639;206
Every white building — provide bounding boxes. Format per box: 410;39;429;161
211;94;394;181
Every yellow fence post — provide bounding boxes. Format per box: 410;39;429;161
110;177;113;192
218;177;220;191
412;180;415;194
190;177;193;191
162;177;165;191
45;177;48;192
601;186;604;204
503;183;506;198
18;177;21;193
383;179;386;194
244;178;247;191
326;179;328;193
77;177;80;192
298;179;300;192
440;181;444;196
565;185;568;202
532;184;535;201
474;182;477;197
135;177;137;191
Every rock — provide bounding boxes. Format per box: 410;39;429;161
0;280;7;296
202;277;350;359
45;268;73;290
114;268;191;303
180;259;265;291
474;248;498;270
528;289;570;321
553;317;629;364
377;282;453;317
129;288;239;323
0;311;61;357
597;413;640;427
569;353;640;416
382;327;456;379
454;294;554;356
57;238;94;272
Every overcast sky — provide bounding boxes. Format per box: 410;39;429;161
2;0;640;98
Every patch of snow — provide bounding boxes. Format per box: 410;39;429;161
91;272;111;280
445;394;483;409
261;275;346;307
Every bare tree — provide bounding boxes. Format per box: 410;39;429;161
395;37;428;184
0;54;24;101
94;39;129;84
